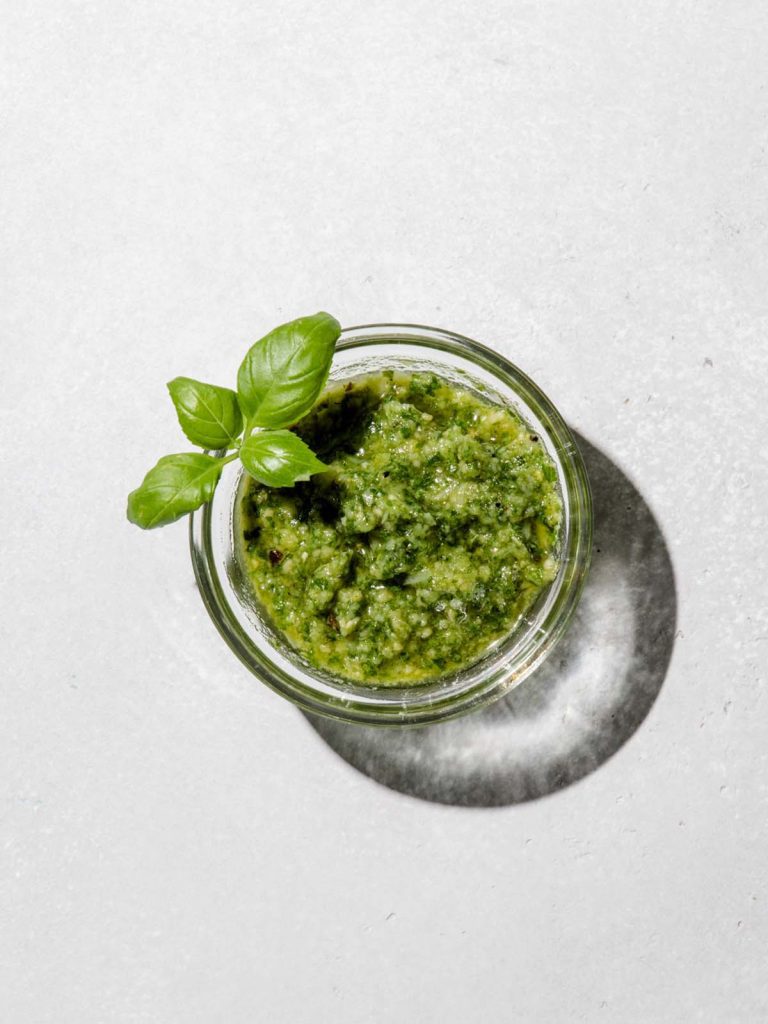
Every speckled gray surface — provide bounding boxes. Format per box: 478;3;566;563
2;2;767;1021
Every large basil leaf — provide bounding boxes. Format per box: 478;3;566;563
237;312;340;428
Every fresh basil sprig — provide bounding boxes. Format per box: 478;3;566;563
126;312;340;529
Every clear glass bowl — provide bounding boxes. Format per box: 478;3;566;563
189;323;592;725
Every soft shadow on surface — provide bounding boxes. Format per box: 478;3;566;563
304;436;677;807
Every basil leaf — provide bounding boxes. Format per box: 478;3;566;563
167;377;243;450
240;430;329;488
237;312;340;428
126;453;223;529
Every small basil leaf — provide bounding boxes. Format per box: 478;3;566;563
240;430;329;488
126;453;223;529
167;377;243;449
237;312;340;428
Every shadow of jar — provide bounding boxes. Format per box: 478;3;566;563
302;434;677;807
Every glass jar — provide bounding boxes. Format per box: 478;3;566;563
189;323;592;725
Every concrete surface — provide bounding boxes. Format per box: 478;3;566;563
2;1;767;1021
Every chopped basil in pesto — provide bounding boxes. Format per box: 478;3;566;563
237;371;562;685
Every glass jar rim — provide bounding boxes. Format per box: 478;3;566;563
189;322;593;725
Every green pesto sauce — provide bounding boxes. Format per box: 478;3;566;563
237;371;562;685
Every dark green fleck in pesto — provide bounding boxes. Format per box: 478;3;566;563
237;372;562;685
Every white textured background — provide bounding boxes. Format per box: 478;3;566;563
2;2;768;1021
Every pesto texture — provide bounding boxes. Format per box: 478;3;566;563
238;372;562;685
